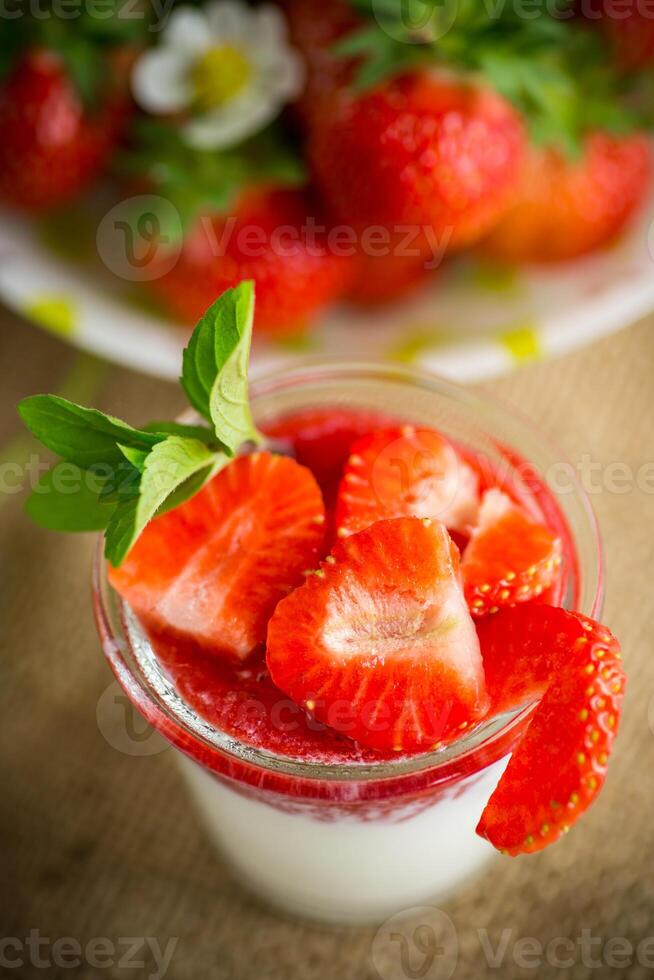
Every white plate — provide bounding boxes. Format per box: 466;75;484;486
2;186;654;382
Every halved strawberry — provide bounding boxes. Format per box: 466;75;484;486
477;605;625;855
334;426;480;540
462;489;562;617
266;517;489;754
109;452;326;662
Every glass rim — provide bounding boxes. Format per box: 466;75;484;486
93;359;604;786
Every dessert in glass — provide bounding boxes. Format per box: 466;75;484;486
94;365;611;923
20;284;624;926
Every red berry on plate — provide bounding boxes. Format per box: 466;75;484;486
335;426;480;539
346;250;437;306
476;605;625;855
148;187;354;336
266;517;489;754
0;48;131;211
481;133;652;263
109;452;326;662
309;74;525;252
462;489;562;617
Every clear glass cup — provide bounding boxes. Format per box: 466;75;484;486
93;362;603;925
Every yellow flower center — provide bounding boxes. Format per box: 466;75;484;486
191;45;252;110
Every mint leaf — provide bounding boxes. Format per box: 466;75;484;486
181;281;261;453
117;444;150;473
26;463;112;533
104;436;226;566
104;497;141;569
99;460;141;501
156;465;220;517
144;421;217;445
18;396;162;469
20;282;262;564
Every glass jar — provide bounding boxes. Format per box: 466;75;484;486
93;362;603;925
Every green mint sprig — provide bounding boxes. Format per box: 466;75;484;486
19;281;262;567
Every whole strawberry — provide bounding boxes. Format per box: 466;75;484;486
0;48;131;211
582;0;654;68
148;186;355;336
309;73;525;253
482;132;652;263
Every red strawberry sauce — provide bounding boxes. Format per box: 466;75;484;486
137;408;576;774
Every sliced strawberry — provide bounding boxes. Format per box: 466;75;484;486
110;452;326;662
266;517;489;754
262;408;394;504
477;605;552;716
334;426;480;540
477;605;625;855
462;489;562;617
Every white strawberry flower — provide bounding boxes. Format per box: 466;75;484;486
132;1;304;150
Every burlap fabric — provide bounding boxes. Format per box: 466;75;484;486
2;307;653;979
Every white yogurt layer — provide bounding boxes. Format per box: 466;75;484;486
177;753;509;924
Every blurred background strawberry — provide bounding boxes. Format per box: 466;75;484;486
1;0;653;334
0;4;146;210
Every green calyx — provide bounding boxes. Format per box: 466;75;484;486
19;281;264;567
342;0;654;153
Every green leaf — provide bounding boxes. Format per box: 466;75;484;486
56;37;103;108
104;496;141;569
117;444;150;473
144;421;217;445
104;436;225;566
116;121;305;237
18;395;163;469
99;460;141;501
0;22;31;83
181;281;261;453
26;462;112;533
156;464;220;517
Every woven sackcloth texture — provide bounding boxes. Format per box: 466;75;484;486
1;307;653;980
